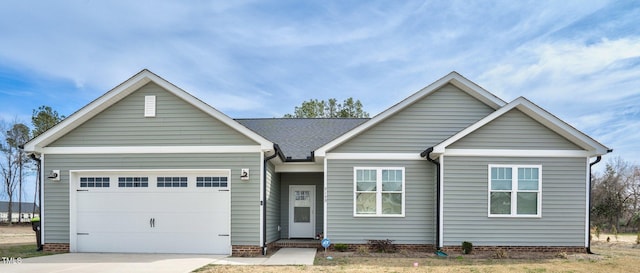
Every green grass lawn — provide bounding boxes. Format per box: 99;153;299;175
196;236;640;273
0;243;55;260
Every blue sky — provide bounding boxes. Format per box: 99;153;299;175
1;1;639;201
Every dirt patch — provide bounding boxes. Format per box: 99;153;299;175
0;224;36;245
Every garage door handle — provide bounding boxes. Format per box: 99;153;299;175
150;218;155;228
218;234;230;236
77;233;89;235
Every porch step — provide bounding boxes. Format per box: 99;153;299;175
272;239;322;250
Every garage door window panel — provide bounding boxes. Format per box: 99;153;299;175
118;177;149;187
196;176;228;187
157;177;188;187
80;177;110;188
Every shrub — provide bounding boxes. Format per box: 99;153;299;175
367;239;396;253
334;243;348;252
594;226;601;239
636;232;639;245
556;251;568;259
356;245;369;255
461;241;473;254
494;248;508;259
612;225;619;241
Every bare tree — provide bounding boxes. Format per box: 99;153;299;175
6;123;30;222
592;157;634;231
1;121;21;224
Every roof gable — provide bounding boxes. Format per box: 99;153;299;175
448;108;583;150
427;97;611;159
49;82;259;147
23;69;273;152
315;71;507;157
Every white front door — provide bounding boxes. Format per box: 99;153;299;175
289;185;315;238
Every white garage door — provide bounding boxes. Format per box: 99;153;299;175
73;170;230;254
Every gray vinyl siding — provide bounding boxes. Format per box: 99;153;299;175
442;156;587;246
42;153;261;246
50;82;257;147
332;84;494;153
326;159;435;244
266;162;281;243
449;109;582;150
279;173;323;238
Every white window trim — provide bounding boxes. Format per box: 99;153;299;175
353;167;405;217
488;164;542;218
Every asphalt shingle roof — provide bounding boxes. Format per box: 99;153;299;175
236;118;368;160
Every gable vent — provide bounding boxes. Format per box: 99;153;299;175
144;95;156;117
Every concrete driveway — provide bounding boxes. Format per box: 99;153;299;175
0;253;223;273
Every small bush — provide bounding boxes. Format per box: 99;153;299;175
494;248;508;259
461;241;473;254
612;226;619;241
556;251;568;259
334;243;348;252
355;245;369;255
594;226;601;239
636;232;639;245
367;239;397;253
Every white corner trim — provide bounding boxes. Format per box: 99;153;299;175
326;153;423;160
69;170;77;252
323;157;328;239
585;157;590;247
41;145;264;154
40;154;45;247
443;149;593;157
259;152;265;250
438;154;444;248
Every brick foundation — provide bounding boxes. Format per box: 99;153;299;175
328;243;435;252
441;245;587;254
43;243;70;253
231;245;262;257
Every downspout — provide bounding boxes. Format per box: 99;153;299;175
587;155;602;255
28;153;43;251
262;144;281;255
421;147;444;255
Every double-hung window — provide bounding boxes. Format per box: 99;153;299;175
488;165;541;217
354;167;405;217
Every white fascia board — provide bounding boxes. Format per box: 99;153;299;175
431;97;610;159
146;72;273;150
513;99;610;155
315;72;507;157
275;163;323;173
326;153;424;160
24;69;274;152
443;149;593;157
41;145;263;154
24;71;153;152
447;74;506;109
